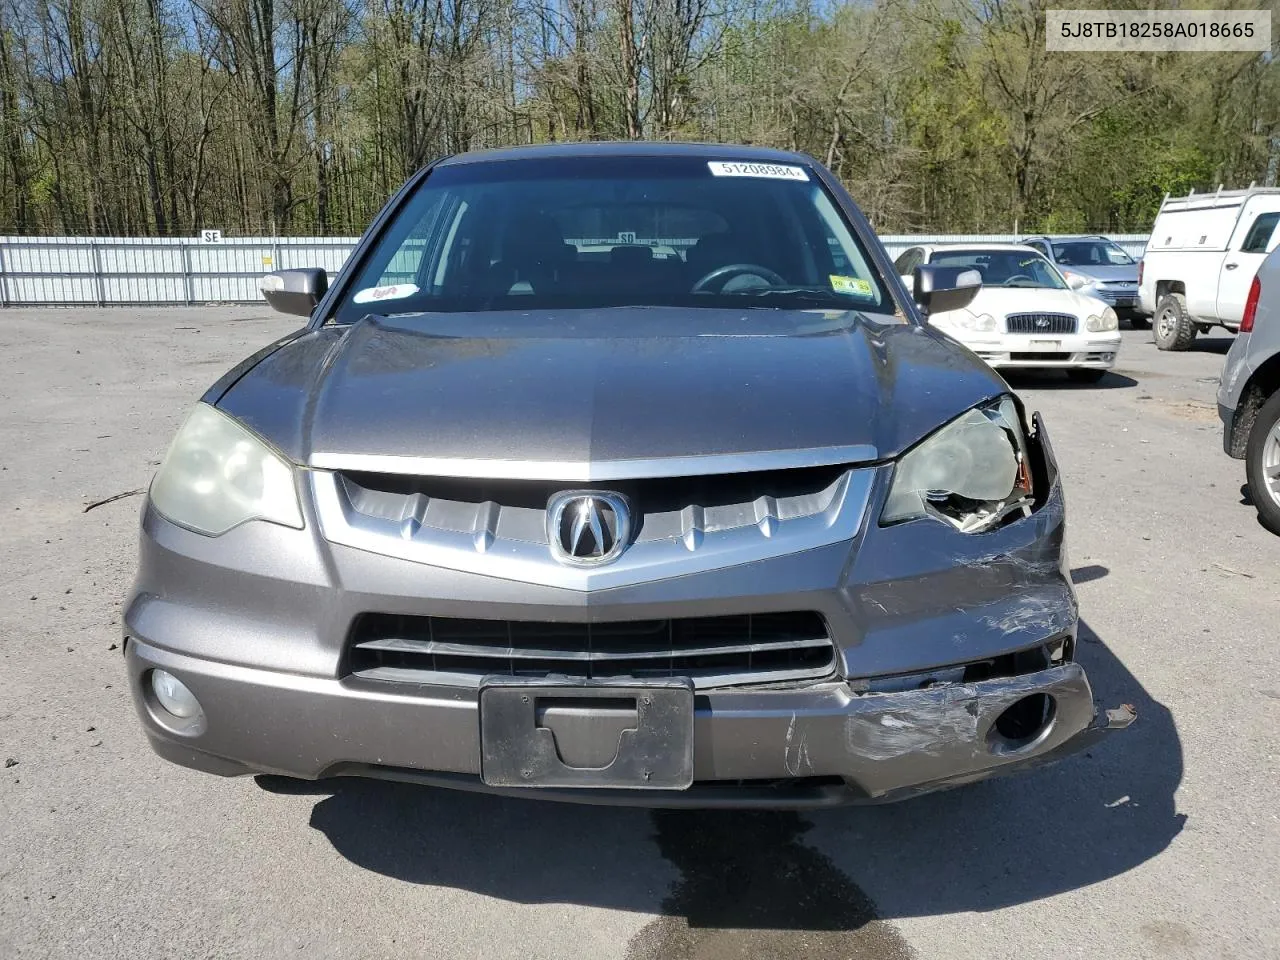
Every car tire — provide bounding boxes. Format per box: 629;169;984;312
1153;293;1197;351
1245;390;1280;535
1067;368;1107;384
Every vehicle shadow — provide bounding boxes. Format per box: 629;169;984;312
805;618;1183;917
275;617;1180;934
1001;370;1138;390
1071;563;1109;584
1189;336;1234;355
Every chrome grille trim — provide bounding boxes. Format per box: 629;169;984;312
309;445;878;480
1005;313;1077;335
310;466;876;591
345;612;838;690
332;467;849;547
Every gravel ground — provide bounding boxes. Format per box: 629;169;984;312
1;308;1277;960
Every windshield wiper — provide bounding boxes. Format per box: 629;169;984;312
736;287;850;306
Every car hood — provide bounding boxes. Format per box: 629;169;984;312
213;308;1006;469
935;287;1112;323
1061;263;1137;284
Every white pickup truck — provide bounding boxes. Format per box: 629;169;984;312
1139;186;1280;350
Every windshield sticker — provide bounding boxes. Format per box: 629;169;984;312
353;282;419;305
707;161;809;182
829;275;873;297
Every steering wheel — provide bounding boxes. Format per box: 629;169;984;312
692;263;787;293
1004;274;1034;285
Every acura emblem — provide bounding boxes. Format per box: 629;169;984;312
547;491;631;566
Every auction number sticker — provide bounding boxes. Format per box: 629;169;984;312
353;282;420;304
707;161;809;181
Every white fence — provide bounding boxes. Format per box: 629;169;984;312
0;233;1150;307
0;236;354;306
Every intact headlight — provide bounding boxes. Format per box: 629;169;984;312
150;403;303;536
936;311;996;332
1085;307;1118;332
882;396;1035;533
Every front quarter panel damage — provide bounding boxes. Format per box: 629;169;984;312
832;407;1075;679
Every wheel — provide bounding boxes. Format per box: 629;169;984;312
1153;293;1197;351
1128;316;1151;330
1245;390;1280;535
1067;368;1107;384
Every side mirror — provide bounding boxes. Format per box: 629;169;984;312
1063;272;1088;290
260;268;328;317
912;264;982;315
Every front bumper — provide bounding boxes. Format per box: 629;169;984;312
125;421;1121;806
965;333;1122;369
128;636;1112;805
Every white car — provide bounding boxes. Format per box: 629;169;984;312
893;243;1122;383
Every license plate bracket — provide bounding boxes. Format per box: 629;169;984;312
1029;339;1062;349
479;676;694;789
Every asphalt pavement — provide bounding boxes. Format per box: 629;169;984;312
1;309;1276;960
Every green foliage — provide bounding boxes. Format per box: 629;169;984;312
0;0;1274;235
1039;209;1087;234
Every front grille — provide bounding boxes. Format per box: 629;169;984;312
334;465;848;546
1006;313;1077;335
346;612;836;689
1097;290;1135;305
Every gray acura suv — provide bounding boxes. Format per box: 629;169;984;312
126;142;1129;806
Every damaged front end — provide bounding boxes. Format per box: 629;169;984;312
838;661;1136;803
822;396;1134;801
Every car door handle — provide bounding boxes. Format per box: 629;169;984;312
1225;262;1239;270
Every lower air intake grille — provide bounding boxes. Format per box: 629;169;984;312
1006;313;1077;334
346;612;836;690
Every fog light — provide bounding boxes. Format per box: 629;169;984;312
151;669;200;718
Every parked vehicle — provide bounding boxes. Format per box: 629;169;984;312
1139;185;1280;351
893;243;1121;383
125;142;1129;808
1219;247;1280;533
1021;235;1144;328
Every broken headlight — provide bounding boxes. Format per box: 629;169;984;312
882;396;1034;533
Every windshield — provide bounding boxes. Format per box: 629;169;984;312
1050;240;1134;267
928;249;1068;289
333;156;894;322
